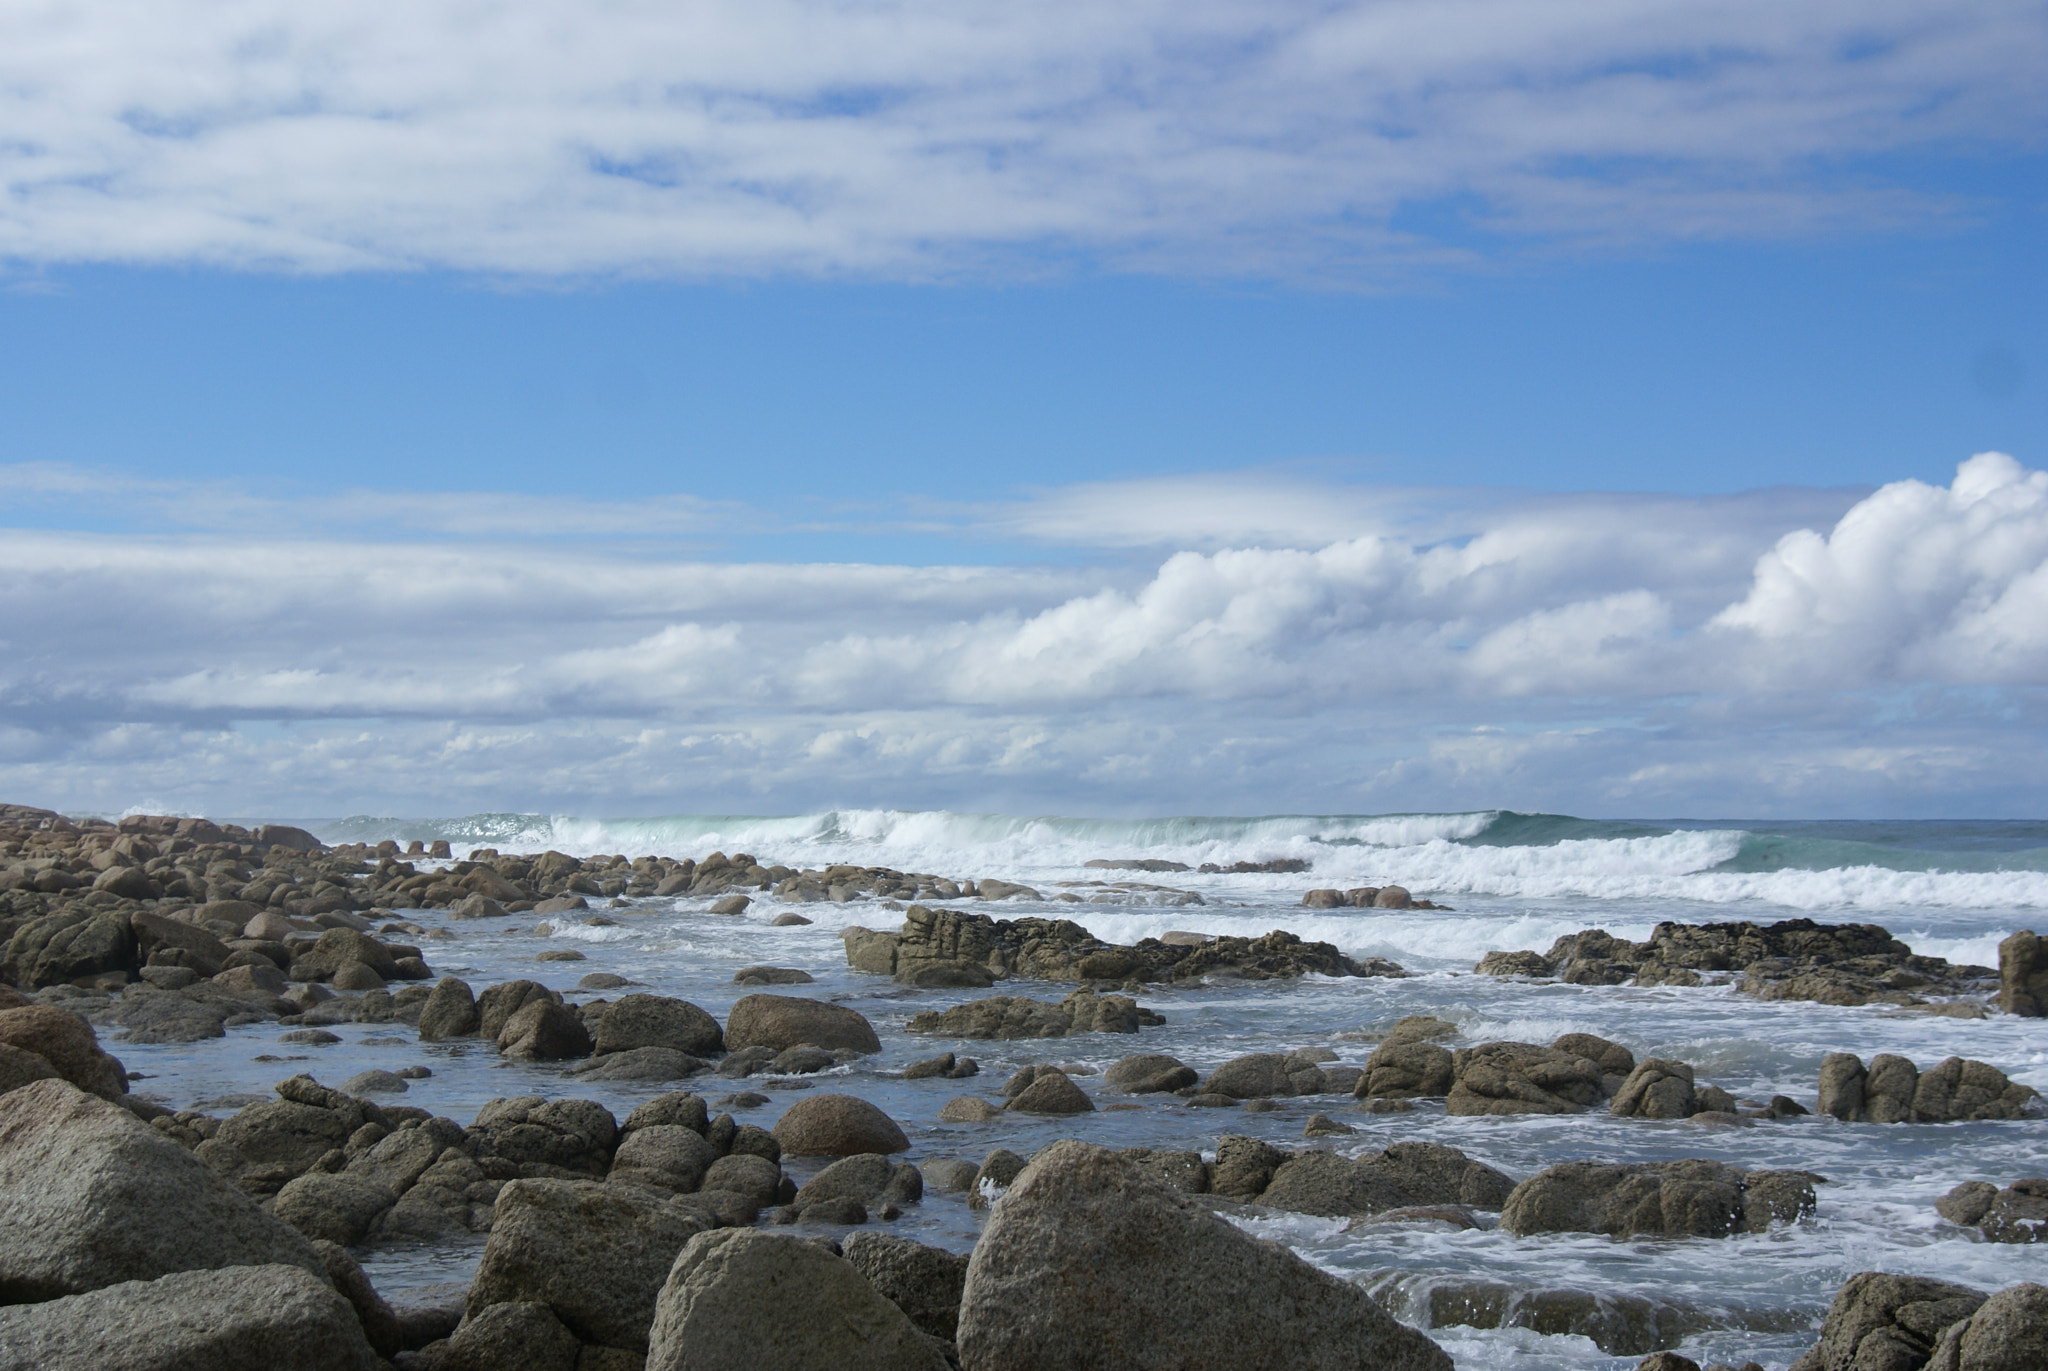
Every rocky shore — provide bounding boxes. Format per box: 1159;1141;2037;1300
1;802;2045;1369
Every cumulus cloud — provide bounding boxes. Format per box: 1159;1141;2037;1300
2;454;2045;814
1;0;2041;278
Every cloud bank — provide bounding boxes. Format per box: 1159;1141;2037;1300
3;0;2042;278
1;455;2043;816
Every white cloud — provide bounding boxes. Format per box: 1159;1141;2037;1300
1;1;2040;279
1;455;2044;814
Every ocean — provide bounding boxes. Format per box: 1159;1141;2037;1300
130;809;2048;1368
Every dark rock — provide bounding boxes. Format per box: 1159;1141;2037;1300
1103;1052;1197;1093
592;994;724;1057
1938;1179;2048;1242
476;980;559;1040
1998;930;2047;1016
1609;1059;1699;1119
1817;1052;2036;1122
442;1300;581;1371
1447;1042;1606;1115
732;965;814;985
905;988;1163;1039
416;978;480;1040
469;1096;617;1176
3;909;137;988
1924;1281;2048;1371
496;999;593;1060
1005;1068;1094;1115
272;1171;399;1245
0;1005;127;1099
1787;1271;1988;1371
841;1230;969;1342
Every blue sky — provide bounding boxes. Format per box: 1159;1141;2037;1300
1;0;2045;819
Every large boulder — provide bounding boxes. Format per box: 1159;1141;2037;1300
1608;1059;1699;1119
287;928;398;982
593;994;725;1058
468;1096;617;1176
467;1178;709;1352
0;1006;127;1099
1998;930;2047;1017
1359;1040;1454;1099
0;1080;324;1302
1937;1179;2048;1243
646;1229;950;1371
957;1140;1451;1370
1927;1282;2048;1371
1500;1159;1817;1239
0;1264;379;1371
441;1301;580;1371
610;1124;719;1194
906;989;1163;1040
416;977;480;1040
3;909;137;988
1788;1271;1988;1371
1004;1067;1094;1115
724;995;880;1054
772;1095;910;1156
1817;1053;2036;1122
192;1077;382;1195
271;1172;399;1246
495;999;593;1060
476;980;558;1039
1103;1053;1197;1093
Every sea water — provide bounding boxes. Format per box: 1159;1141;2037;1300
123;811;2048;1368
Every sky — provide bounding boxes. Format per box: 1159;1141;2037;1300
1;0;2045;821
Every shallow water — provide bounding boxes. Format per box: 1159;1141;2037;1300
120;811;2048;1369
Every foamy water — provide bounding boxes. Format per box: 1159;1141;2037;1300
112;808;2048;1368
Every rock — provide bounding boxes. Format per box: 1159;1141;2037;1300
1475;949;1551;977
0;1080;324;1301
271;1171;399;1246
841;1231;969;1341
0;1263;379;1371
793;1153;922;1211
213;962;288;996
1926;1282;2048;1371
496;999;593;1060
1816;1052;2036;1122
1256;1142;1515;1219
732;965;814;985
442;1300;582;1371
724;994;880;1054
469;1096;617;1175
770;913;813;926
610;1124;719;1193
1938;1179;2048;1242
646;1229;950;1371
568;1047;708;1082
905;988;1163;1040
290;928;399;982
467;1177;709;1352
701;1153;781;1204
957;1140;1451;1371
533;894;590;916
592;994;724;1058
938;1096;1003;1122
311;1239;402;1359
1103;1052;1197;1093
1609;1059;1699;1119
623;1092;711;1137
1446;1042;1605;1115
1997;930;2047;1016
1635;1356;1701;1371
1203;1051;1328;1099
1552;1032;1635;1076
1501;1159;1817;1238
1207;1134;1288;1200
772;1095;910;1156
1002;1068;1091;1115
1788;1271;1988;1371
1359;1039;1454;1099
3;909;137;988
1302;889;1346;908
130;910;232;977
0;1006;127;1099
417;978;481;1040
476;980;559;1039
708;895;751;915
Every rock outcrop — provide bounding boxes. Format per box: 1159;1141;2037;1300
1937;1179;2048;1242
1816;1053;2036;1122
1997;930;2047;1016
1786;1271;1990;1371
955;1139;1452;1370
1500;1159;1818;1239
907;988;1165;1039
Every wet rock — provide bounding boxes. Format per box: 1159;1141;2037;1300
0;1263;379;1371
1924;1281;2048;1371
468;1177;709;1352
1501;1159;1817;1238
1359;1038;1455;1099
3;909;137;988
793;1152;922;1213
1787;1271;1988;1371
1816;1052;2036;1122
0;1079;325;1301
475;980;558;1039
957;1139;1451;1371
1997;930;2047;1016
1103;1052;1197;1093
1202;1052;1329;1099
905;988;1164;1039
1208;1134;1288;1200
623;1092;711;1137
1446;1041;1606;1115
732;965;814;985
772;1094;909;1156
442;1300;581;1371
592;994;724;1058
1937;1179;2048;1242
1256;1141;1514;1219
496;999;593;1060
289;928;400;982
568;1047;709;1082
1609;1059;1700;1119
922;1157;978;1192
1004;1067;1094;1115
708;894;751;915
938;1096;1003;1122
1475;950;1551;977
724;994;880;1054
0;1005;127;1099
646;1229;949;1371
